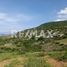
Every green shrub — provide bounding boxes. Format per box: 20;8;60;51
48;51;67;61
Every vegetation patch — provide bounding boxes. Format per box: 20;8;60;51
24;57;51;67
48;51;67;61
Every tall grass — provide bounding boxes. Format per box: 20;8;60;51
24;57;51;67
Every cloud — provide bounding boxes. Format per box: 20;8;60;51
55;19;66;21
57;7;67;15
55;7;67;21
0;13;32;22
0;12;32;34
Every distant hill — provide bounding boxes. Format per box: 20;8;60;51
37;20;67;30
21;20;67;31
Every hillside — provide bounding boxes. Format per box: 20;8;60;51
0;20;67;67
0;20;67;52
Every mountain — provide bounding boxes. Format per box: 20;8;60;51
22;20;67;31
37;20;67;30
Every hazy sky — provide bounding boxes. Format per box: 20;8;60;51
0;0;67;34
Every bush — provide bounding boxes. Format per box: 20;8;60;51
36;52;45;57
60;51;67;61
48;51;67;61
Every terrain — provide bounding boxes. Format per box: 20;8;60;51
0;20;67;67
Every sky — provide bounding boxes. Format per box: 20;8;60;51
0;0;67;34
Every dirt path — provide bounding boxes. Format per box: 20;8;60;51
16;57;28;67
0;59;11;67
0;57;27;67
44;56;67;67
0;55;66;67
